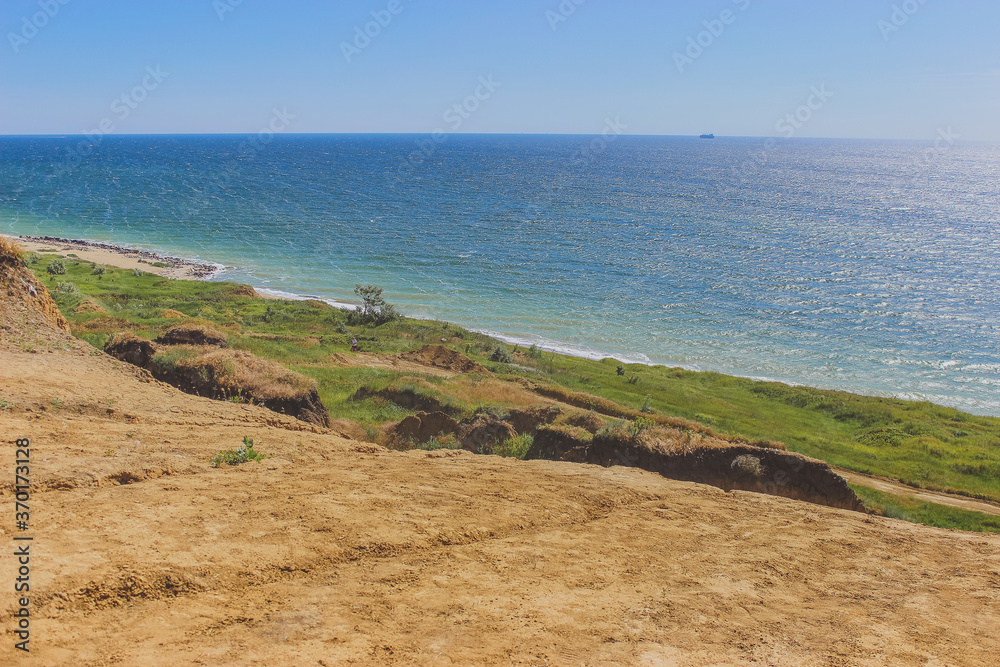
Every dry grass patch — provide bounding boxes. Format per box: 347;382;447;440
75;300;107;314
0;236;25;264
195;348;317;399
534;382;785;450
555;410;606;433
156;323;229;347
74;316;140;333
441;376;542;408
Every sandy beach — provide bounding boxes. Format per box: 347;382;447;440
8;234;219;281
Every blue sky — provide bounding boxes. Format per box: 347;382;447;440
1;0;998;140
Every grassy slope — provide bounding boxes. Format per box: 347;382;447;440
528;355;1000;502
25;253;1000;512
850;485;1000;535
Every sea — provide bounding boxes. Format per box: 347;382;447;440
2;134;999;415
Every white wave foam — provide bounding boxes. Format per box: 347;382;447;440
254;287;358;310
471;328;652;365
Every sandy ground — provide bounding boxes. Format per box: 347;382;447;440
9;236;217;281
2;290;1000;665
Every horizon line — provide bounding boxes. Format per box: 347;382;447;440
0;132;991;144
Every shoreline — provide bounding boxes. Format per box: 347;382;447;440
10;232;996;416
11;232;657;360
9;233;648;363
9;234;222;280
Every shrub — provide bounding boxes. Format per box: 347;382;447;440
47;259;67;275
493;433;534;459
527;344;543;359
489;344;513;364
627;416;654;442
474;404;510;421
416;433;462;451
92;264;107;276
596;418;628;440
349;284;399;325
640;395;653;413
55;281;80;294
211;436;265;467
133;268;144;277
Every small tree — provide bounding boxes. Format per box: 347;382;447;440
351;284;399;325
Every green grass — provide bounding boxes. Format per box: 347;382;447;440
493;433;534;459
211;436;266;467
502;352;1000;503
30;253;1000;507
302;366;414;426
850;484;1000;534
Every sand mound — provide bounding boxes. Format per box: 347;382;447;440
400;344;488;374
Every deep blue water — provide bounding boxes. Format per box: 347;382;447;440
2;134;999;415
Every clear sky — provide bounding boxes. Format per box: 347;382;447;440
1;0;998;140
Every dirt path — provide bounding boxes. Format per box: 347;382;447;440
834;466;1000;516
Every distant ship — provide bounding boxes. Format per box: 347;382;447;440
699;133;715;139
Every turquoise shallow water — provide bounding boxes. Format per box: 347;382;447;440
2;134;999;415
